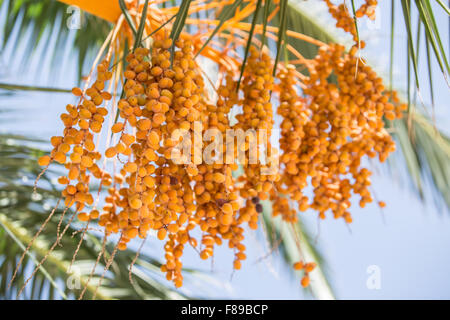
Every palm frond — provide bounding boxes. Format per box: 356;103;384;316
0;82;71;93
0;0;111;80
406;113;450;209
261;207;334;299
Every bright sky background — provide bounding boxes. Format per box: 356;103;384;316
0;0;449;299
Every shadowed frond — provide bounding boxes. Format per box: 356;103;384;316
0;82;71;92
0;0;111;79
261;207;334;300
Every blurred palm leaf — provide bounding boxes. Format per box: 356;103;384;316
0;82;71;92
0;0;111;79
260;207;334;299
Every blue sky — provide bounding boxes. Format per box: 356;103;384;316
0;0;449;299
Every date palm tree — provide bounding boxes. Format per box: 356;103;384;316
0;0;449;300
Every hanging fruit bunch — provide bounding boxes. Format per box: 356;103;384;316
12;0;406;297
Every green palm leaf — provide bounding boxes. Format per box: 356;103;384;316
0;0;111;79
1;0;449;301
